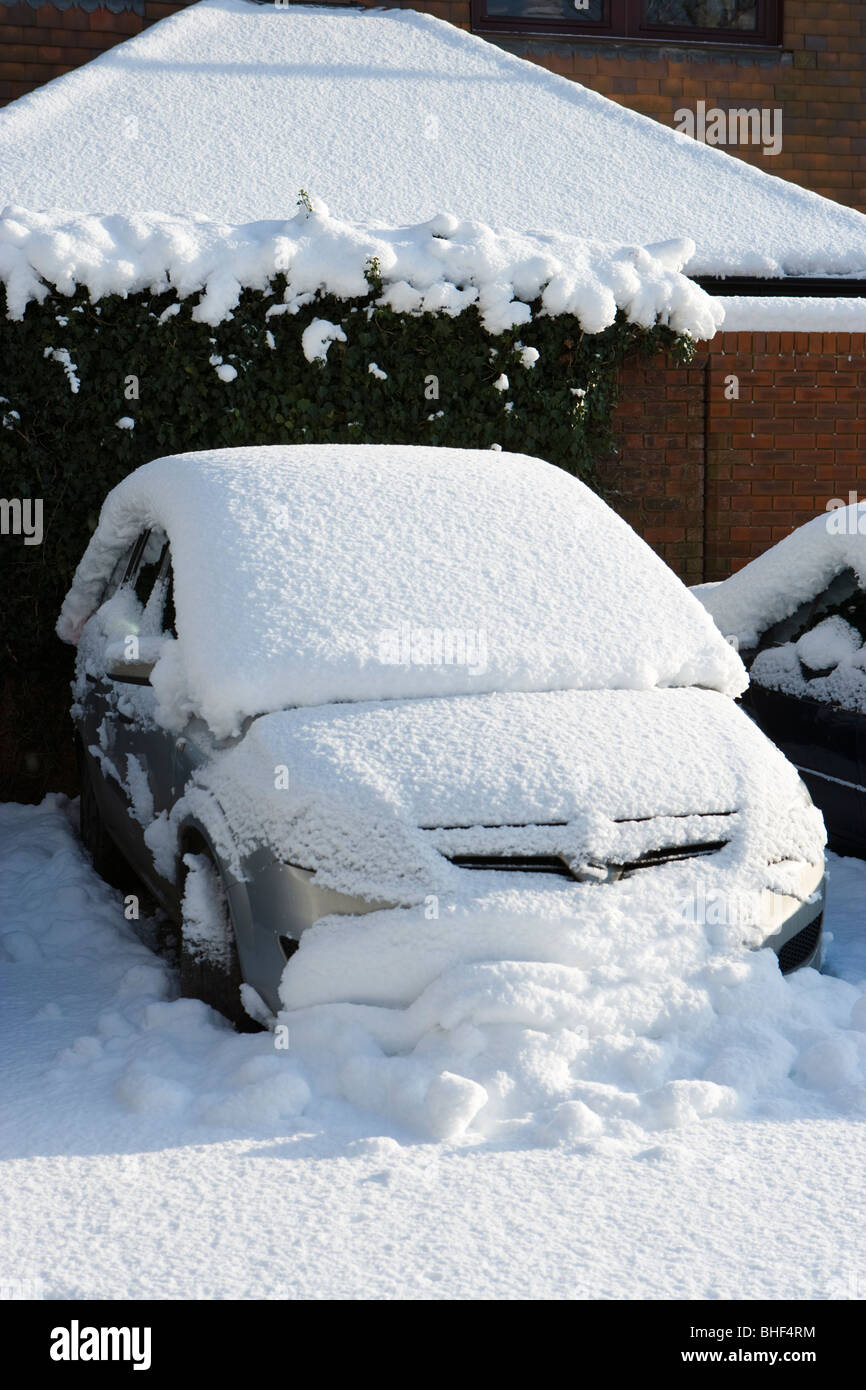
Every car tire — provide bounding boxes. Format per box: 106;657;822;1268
78;749;129;889
179;851;261;1032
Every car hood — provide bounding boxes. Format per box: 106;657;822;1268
193;686;823;901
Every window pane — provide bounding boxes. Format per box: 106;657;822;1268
132;532;167;608
485;0;605;20
154;554;177;638
643;1;758;29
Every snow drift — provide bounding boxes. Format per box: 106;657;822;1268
2;797;865;1297
3;798;860;1156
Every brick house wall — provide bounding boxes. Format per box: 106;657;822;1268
607;332;866;584
0;2;184;105
602;348;707;584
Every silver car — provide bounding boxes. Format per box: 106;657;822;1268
60;444;826;1028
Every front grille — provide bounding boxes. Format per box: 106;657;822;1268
447;841;728;882
448;854;573;876
777;914;823;974
616;841;728;877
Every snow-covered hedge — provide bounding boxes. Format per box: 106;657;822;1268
1;201;711;797
0;202;721;336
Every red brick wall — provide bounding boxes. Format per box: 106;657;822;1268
608;332;866;585
599;348;707;584
704;330;866;580
0;2;185;106
0;4;138;105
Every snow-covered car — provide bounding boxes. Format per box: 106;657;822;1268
58;445;826;1027
695;501;866;859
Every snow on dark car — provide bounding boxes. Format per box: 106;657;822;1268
58;444;826;1031
696;499;866;860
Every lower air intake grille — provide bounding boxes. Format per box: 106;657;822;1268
777;915;823;975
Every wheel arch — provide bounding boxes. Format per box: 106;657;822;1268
176;817;229;892
174;814;255;975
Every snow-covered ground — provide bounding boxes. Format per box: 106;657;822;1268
0;795;864;1301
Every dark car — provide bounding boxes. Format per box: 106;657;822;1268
696;511;866;859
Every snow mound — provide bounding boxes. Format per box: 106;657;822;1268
58;445;745;738
3;798;864;1150
796;616;862;672
0;202;721;339
272;841;837;1143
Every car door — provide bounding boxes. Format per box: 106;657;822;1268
86;529;180;896
78;532;149;857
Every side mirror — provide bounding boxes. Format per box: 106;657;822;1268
106;656;155;685
104;632;165;685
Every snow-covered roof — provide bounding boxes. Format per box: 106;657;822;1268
58;444;745;737
1;0;865;281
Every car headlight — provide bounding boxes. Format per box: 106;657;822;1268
759;858;825;937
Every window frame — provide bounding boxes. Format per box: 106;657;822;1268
470;0;783;47
107;527;177;634
101;531;177;685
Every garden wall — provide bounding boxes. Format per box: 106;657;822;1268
608;330;866;584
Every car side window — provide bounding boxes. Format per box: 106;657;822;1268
148;546;177;639
101;540;139;604
750;567;866;707
756;569;861;656
132;530;166;608
161;553;177;637
125;528;177;639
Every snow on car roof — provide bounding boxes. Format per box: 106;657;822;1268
57;444;745;736
695;502;866;648
1;0;865;281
